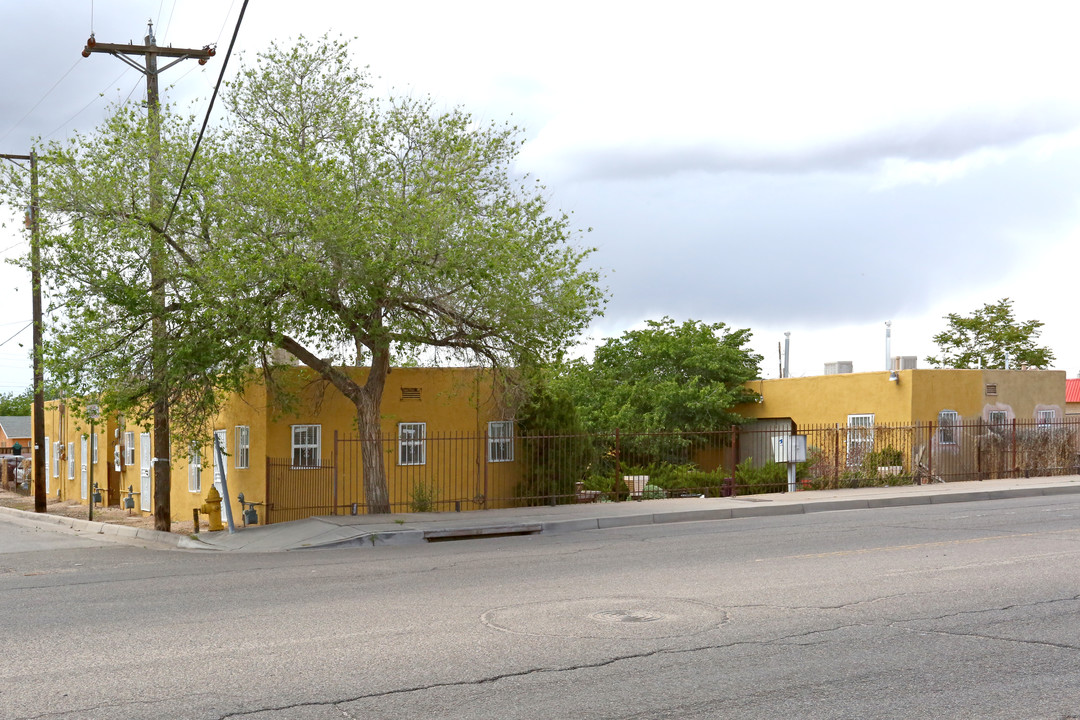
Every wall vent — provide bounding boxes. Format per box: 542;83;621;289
824;361;853;375
985;383;998;396
400;387;422;401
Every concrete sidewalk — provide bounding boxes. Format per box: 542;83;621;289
4;476;1080;552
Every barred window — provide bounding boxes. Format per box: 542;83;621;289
235;425;250;469
487;421;514;463
188;443;202;493
398;422;426;466
938;410;958;444
292;425;321;468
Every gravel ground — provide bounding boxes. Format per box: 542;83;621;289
0;485;199;534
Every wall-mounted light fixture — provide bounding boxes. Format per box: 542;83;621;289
888;371;899;383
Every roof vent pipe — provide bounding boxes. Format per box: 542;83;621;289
1005;350;1011;369
884;321;892;372
783;332;791;379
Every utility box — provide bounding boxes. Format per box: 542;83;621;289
771;435;807;463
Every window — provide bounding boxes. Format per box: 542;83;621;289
45;437;51;481
67;442;74;480
291;425;321;467
1037;409;1056;428
398;422;426;466
188;443;202;492
487;421;514;462
988;410;1008;435
846;414;874;465
124;431;135;466
52;440;60;478
91;433;98;464
938;410;959;444
235;425;250;469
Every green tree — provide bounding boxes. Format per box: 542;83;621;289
514;371;591;503
555;317;762;433
1;104;252;530
925;298;1054;369
0;388;33;416
212;37;603;513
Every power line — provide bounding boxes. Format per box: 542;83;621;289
0;59;82;145
0;322;32;348
164;0;250;231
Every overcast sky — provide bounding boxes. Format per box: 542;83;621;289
1;0;1079;392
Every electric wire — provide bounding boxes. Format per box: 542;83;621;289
0;59;82;146
164;0;249;232
0;323;32;349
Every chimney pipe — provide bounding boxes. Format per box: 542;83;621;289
783;332;791;379
885;321;892;372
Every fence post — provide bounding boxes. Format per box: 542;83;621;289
332;430;338;515
928;421;934;480
263;456;271;525
833;423;840;484
1011;418;1018;477
614;428;621;501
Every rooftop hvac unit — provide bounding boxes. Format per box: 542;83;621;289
824;361;853;375
891;356;917;371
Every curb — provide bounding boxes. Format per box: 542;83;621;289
0;504;199;550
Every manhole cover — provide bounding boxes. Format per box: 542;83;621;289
481;596;727;639
590;610;665;623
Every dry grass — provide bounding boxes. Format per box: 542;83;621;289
0;486;199;535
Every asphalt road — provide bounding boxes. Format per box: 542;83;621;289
2;495;1079;719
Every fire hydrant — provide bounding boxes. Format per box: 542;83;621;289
196;486;224;532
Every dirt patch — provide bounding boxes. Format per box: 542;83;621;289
0;487;198;535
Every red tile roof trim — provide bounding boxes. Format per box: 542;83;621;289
1067;378;1080;404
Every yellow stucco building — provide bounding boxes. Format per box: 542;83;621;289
36;367;520;524
738;368;1065;428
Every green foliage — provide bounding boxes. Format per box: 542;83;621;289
0;388;33;416
640;484;666;500
408;480;438;513
925;298;1054;369
864;446;903;469
514;373;592;504
734;458;792;494
554;317;762;434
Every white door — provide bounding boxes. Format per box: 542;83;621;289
139;432;152;512
44;438;50;494
213;430;227;522
80;436;88;499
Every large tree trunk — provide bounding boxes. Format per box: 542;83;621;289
279;335;393;514
355;347;391;514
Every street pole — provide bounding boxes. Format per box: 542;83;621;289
81;24;214;532
0;151;46;513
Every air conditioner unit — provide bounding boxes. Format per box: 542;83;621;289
891;356;917;371
825;361;853;375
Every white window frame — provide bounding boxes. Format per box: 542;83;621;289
291;424;321;468
988;410;1008;435
487;421;514;463
938;410;959;444
52;439;60;478
846;414;874;465
124;431;135;466
67;442;74;480
44;437;51;491
1037;409;1056;428
398;422;426;466
235;425;250;469
188;443;202;492
91;433;98;464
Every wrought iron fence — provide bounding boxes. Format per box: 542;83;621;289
261;418;1080;523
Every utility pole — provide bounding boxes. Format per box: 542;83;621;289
82;23;214;531
0;151;45;513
